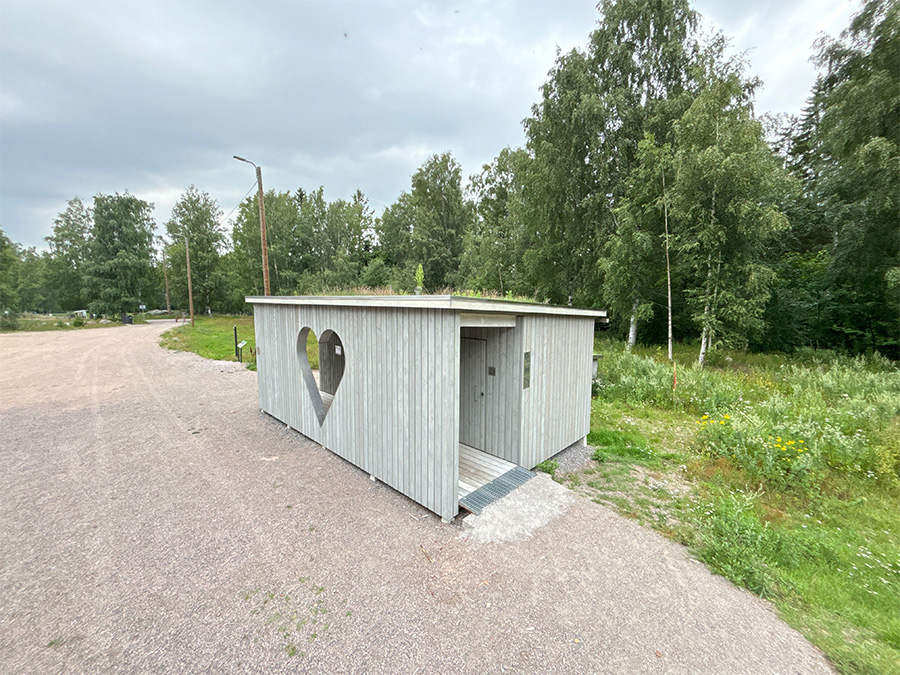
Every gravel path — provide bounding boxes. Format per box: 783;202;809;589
0;323;834;674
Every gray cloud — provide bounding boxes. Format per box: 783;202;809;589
1;0;856;249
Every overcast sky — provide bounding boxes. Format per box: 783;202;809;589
1;0;857;250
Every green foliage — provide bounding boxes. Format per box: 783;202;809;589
414;263;424;290
688;491;793;597
792;0;900;357
534;459;559;476
360;258;390;289
44;197;91;312
83;192;156;317
601;135;674;335
232;189;310;297
596;338;900;488
0;311;18;331
408;152;472;290
165;186;226;314
231;186;373;302
0;227;20;313
14;247;49;313
521;46;604;306
673;69;792;359
2;0;896;365
374;192;413;270
460;147;530;295
521;0;700;308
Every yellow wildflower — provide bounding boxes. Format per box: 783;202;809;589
724;414;730;420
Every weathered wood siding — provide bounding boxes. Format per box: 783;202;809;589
253;304;461;520
318;330;344;395
458;337;486;449
518;315;593;469
460;326;522;463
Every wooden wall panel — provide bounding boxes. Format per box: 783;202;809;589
253;304;460;520
518;315;594;469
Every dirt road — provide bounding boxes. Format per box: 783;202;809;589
0;323;834;673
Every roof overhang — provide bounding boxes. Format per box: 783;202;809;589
245;295;606;319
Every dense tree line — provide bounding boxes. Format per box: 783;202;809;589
1;0;895;359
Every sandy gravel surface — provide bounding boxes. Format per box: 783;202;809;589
0;323;834;674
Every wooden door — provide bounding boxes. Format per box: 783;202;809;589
459;337;486;449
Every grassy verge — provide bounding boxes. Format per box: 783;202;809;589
0;312;184;332
158;315;321;371
567;340;900;674
0;314;121;332
160;315;258;369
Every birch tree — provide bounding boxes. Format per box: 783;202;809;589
673;73;790;366
602;135;676;355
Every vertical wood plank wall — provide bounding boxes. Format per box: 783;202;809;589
458;337;486;449
253;304;461;520
318;331;344;395
460;326;522;463
518;315;594;469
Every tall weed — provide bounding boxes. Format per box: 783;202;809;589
595;341;900;488
688;491;799;598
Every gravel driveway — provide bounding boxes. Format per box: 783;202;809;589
0;322;834;674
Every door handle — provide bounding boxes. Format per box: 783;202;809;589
480;392;484;397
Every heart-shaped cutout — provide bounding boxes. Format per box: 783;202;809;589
297;327;345;425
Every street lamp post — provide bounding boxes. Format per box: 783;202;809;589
233;155;271;296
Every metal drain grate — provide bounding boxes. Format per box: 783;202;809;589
459;466;535;515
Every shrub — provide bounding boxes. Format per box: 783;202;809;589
0;312;17;330
72;316;85;327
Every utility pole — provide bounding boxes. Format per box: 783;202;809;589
256;164;270;296
184;236;195;327
234;155;271;296
162;258;171;314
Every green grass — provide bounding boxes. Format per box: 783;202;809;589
160;315;258;368
159;315;322;371
572;340;900;674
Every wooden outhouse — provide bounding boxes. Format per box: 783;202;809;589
247;295;604;521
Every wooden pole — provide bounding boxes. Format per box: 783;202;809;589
663;169;673;362
256;165;271;296
184;236;195;327
162;259;171;314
